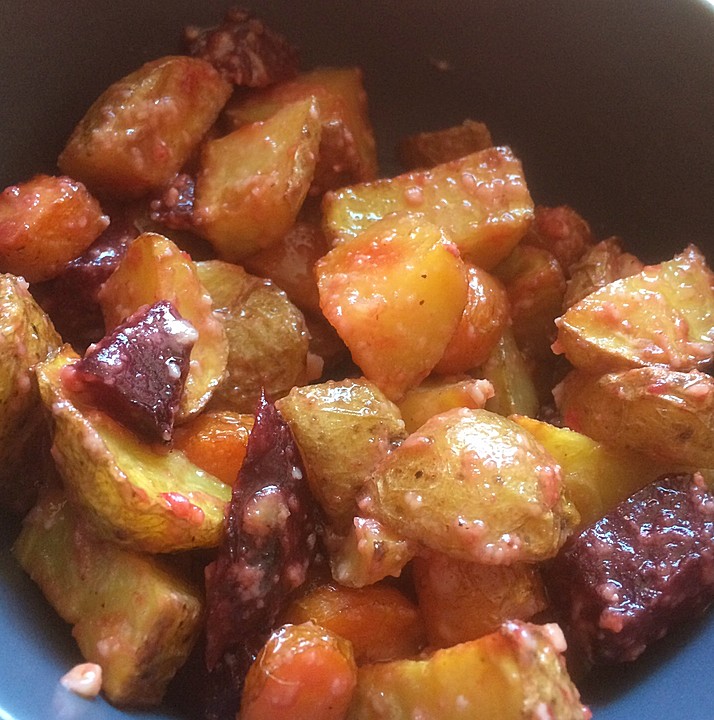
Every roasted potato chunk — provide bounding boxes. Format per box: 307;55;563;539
433;263;510;375
0;175;108;282
323;146;533;269
413;553;547;647
194;97;321;260
14;488;203;706
0;274;61;513
513;415;658;529
480;327;539;418
224;67;378;194
59;56;231;199
397;376;494;434
555;245;714;373
36;346;231;552
317;212;469;400
347;621;589;719
196;260;309;412
326;517;415;588
397;119;493;170
360;408;578;563
276;379;406;526
555;366;714;468
283;581;425;664
98;232;229;420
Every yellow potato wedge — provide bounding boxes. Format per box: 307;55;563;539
224;67;378;193
36;346;231;552
480;327;539;418
98;232;228;420
323;146;533;269
555;244;714;373
14;488;203;706
194;97;321;260
396;376;494;434
347;621;589;720
555;366;714;468
512;415;658;529
360;408;578;563
413;553;547;647
59;56;231;199
0;274;61;513
316;212;469;400
276;379;406;526
196;260;309;412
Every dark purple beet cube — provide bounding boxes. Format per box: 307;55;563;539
32;209;138;350
545;472;714;664
63;300;197;443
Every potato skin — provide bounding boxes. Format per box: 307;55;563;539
555;244;714;373
555;366;714;468
197;260;309;412
59;56;231;199
0;274;61;513
276;378;406;526
360;408;578;563
323;146;533;270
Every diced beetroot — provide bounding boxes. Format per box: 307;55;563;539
62;300;197;443
149;173;196;231
32;210;138;350
203;394;318;720
545;472;714;665
183;8;299;87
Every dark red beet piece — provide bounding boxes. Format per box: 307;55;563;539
203;393;318;720
149;173;196;231
62;300;196;443
31;209;138;350
183;7;299;87
545;472;714;665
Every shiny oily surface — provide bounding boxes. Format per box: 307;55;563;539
0;1;713;720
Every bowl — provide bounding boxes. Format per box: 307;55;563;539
0;1;712;719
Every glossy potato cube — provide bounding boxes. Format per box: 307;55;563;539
194;97;321;260
59;56;231;199
224;67;378;194
323;146;533;269
317;212;469;400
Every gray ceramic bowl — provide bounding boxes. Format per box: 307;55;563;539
0;2;712;719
